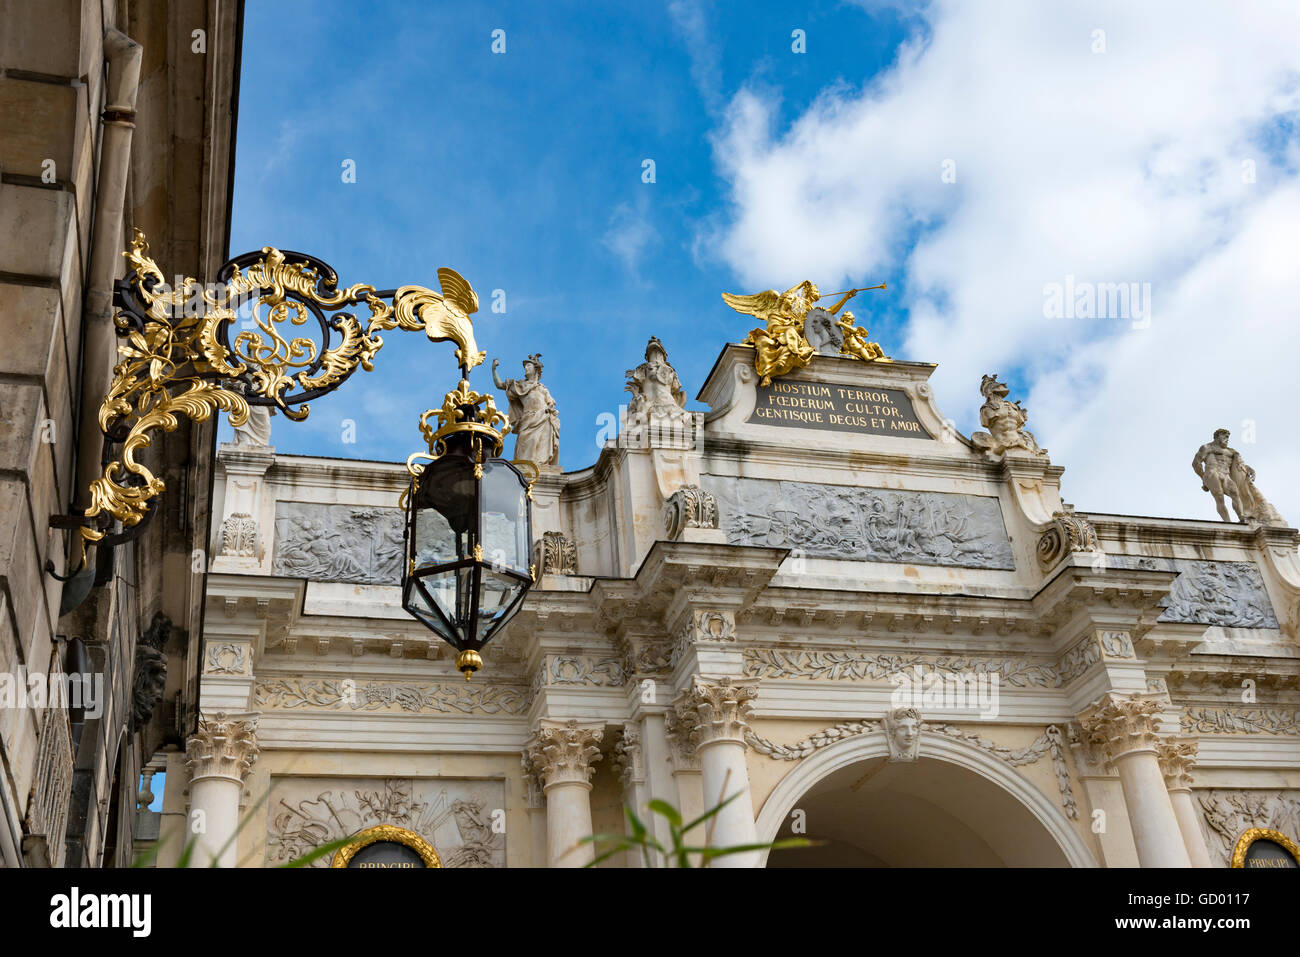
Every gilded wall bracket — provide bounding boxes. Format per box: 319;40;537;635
65;229;488;567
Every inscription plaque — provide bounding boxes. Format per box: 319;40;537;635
348;842;427;868
747;379;931;438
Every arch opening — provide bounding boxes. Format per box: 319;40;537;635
756;731;1096;868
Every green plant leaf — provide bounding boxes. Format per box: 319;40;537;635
624;806;649;841
680;789;743;834
279;836;358;868
175;835;197;869
691;838;816;858
646;799;683;828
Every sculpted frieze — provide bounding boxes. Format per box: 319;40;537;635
1181;707;1300;736
538;655;627;688
1157;560;1279;629
705;476;1014;570
272;502;404;585
267;777;504;867
255;677;529;715
1056;637;1103;686
744;648;1063;688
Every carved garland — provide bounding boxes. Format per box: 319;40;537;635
746;720;1078;819
1181;707;1300;736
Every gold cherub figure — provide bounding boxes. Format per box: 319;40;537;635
836;311;891;363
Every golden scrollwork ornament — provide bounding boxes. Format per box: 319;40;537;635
73;229;488;566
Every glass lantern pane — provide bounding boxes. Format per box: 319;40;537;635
419;568;464;641
405;579;456;643
475;567;527;644
479;460;530;574
413;507;458;568
455;564;476;631
414;455;478;564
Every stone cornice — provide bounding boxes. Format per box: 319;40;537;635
266;454;408;491
1086;513;1287;552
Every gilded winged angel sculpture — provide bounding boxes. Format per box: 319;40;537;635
385;268;485;373
722;281;887;385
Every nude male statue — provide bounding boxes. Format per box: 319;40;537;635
1192;428;1285;526
1193;429;1246;522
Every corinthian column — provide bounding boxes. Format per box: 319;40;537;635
184;712;259;867
1078;694;1190;868
524;720;604;867
672;676;761;867
1157;736;1212;868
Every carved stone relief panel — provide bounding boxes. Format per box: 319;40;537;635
205;642;251;675
1197;789;1300;867
266;776;505;868
272;503;404;585
1157;560;1279;629
704;476;1015;570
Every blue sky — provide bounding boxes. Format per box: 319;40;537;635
227;0;1300;523
226;0;914;466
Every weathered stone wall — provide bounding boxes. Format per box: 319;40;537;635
0;0;239;868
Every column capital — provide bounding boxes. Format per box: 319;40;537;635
1077;692;1164;761
664;705;702;772
518;752;545;809
611;722;644;790
672;675;759;751
184;712;259;784
525;719;604;791
1156;735;1199;792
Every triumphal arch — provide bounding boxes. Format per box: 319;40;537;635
174;295;1300;868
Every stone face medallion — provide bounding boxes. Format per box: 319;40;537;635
746;379;931;438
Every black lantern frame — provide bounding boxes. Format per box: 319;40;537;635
400;396;533;678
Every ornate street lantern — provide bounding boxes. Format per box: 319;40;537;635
53;228;536;675
401;381;534;679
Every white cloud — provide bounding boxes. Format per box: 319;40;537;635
710;0;1300;523
602;201;659;283
669;0;725;112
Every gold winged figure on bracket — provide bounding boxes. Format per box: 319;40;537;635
384;267;486;373
721;280;888;385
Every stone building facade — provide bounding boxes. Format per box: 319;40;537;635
189;340;1300;867
0;0;240;866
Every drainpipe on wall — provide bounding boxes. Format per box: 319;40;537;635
72;28;143;579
